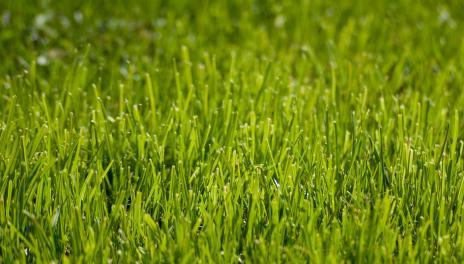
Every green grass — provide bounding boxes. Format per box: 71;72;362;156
1;0;464;262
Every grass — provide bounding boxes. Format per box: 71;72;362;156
1;0;464;262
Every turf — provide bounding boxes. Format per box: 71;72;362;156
1;0;464;262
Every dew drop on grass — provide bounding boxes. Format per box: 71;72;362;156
37;55;49;66
273;178;280;188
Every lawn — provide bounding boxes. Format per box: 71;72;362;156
1;0;464;262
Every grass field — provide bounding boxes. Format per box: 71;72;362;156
1;0;464;262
